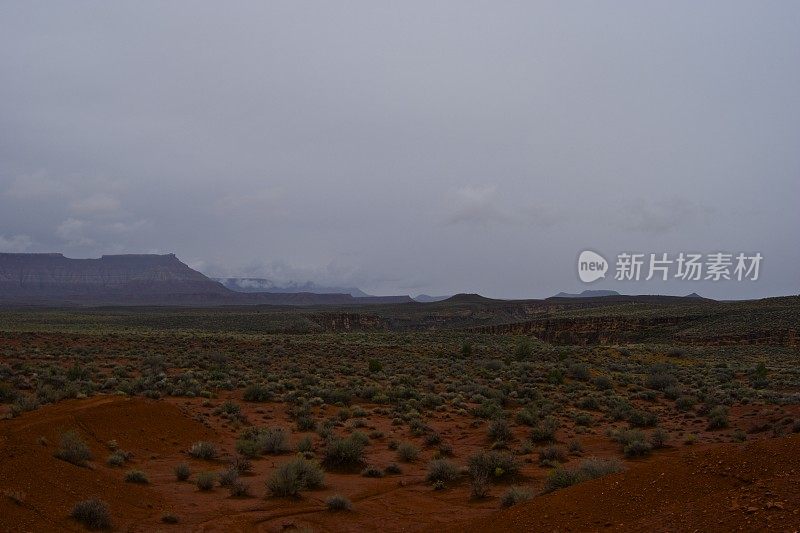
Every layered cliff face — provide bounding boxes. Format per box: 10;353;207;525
0;253;229;302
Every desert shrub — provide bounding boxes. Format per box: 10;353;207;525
707;405;729;430
468;450;519;480
55;431;92;467
196;472;216;491
568;439;584;455
368;359;383;373
267;457;325;497
547;368;564;384
106;451;127;467
543;457;623;493
324;435;365;468
470;471;489;499
161;513;180;524
461;342;472;358
228;479;250;497
384;463;402;475
124;470;148;484
0;382;16;403
488;418;512;443
396;441;419;462
624;439;653;457
258;427;291;454
530;417;559;443
361;465;384;478
350;430;370;446
188;441;217;460
231;455;252;474
593;375;613;390
515;407;539;427
611;428;645;447
627;409;658;428
568;363;590;381
574;412;593;427
675;396;696;412
326;494;352;511
426;459;458;483
218;467;239;487
243;384;272;402
174;463;191;481
538;445;566;465
650;428;668;449
514;340;534;359
646;367;677;391
235;437;261;458
424;432;442;446
71;499;111;530
543;467;583;492
296;436;313;453
500;486;532;507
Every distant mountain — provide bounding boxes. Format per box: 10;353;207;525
213;277;370;298
684;292;703;299
551;290;622;298
414;294;452;303
0;253;412;307
442;293;502;304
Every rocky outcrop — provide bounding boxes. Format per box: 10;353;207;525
0;253;228;301
0;253;414;307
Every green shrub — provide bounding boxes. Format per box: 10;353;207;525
543;457;623;493
71;499;111;530
623;440;652;457
196;472;216;491
228;479;250;497
243;384;272;402
326;494;352;511
384;463;402;475
426;459;458;483
500;486;532;507
55;431;92;467
296;436;313;453
188;441;217;460
361;465;384;478
368;359;383;373
258;427;291;454
538;445;566;465
174;463;191;481
707;406;729;430
396;441;419;462
468;450;519;480
488;418;512;443
106;451;127;467
530;417;559;443
267;457;325;497
324;435;366;468
235;437;261;458
161;513;180;524
124;470;148;484
218;467;239;487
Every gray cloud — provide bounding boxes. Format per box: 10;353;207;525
1;1;798;299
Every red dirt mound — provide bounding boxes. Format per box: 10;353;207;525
460;434;800;532
0;396;216;532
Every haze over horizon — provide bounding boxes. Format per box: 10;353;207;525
2;1;799;299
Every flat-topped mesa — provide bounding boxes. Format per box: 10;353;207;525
0;252;227;297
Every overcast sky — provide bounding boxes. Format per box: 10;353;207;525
1;1;798;299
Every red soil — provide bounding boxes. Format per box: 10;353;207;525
2;395;798;532
460;434;800;532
